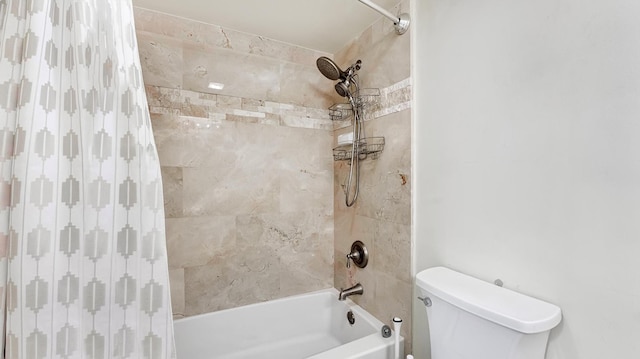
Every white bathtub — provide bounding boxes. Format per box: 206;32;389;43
174;288;403;359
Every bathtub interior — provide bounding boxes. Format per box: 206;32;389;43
174;288;402;359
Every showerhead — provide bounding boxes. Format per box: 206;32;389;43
316;56;343;81
335;81;352;98
316;57;362;81
317;57;362;98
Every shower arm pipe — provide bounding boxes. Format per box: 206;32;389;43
357;0;410;35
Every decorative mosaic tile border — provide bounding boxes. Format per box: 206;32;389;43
145;85;334;130
145;77;411;132
376;77;412;118
333;77;412;130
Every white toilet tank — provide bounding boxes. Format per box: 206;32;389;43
416;267;562;359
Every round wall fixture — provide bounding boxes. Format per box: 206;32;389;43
347;240;369;268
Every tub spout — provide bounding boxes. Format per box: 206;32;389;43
339;283;363;301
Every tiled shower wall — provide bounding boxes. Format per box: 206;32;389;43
133;7;336;317
332;0;413;353
133;4;413;347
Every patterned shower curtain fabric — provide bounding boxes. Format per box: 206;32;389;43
0;1;176;358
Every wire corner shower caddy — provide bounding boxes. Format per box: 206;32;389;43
316;56;385;206
333;136;385;162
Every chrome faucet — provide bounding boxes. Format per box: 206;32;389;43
339;283;364;301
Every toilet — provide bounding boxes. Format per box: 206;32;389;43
416;267;562;359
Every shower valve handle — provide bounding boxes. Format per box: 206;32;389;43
345;241;368;269
346;252;360;268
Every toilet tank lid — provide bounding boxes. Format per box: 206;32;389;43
416;267;562;334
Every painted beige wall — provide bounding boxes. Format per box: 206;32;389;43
413;0;640;358
134;7;336;317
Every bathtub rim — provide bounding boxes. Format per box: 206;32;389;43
173;287;384;327
173;287;404;359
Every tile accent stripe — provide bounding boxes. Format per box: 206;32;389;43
144;77;411;132
145;85;334;131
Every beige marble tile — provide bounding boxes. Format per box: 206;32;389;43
160;166;182;218
333;214;378;309
168;268;185;317
134;7;187;40
338;253;378;312
241;98;266;112
216;95;243;111
181;99;210;117
184;21;233;51
246;35;293;62
225;114;261;124
183;166;280;216
183;262;230;315
277;127;333;213
280;62;336;109
335;26;373;70
147;86;332;130
151;114;230;167
334;213;411;351
372;272;413;355
343;130;410;350
280;116;333;130
135;5;348;323
137;32;183;88
221;246;282;307
134;7;230;52
165;216;236;268
279;167;333;214
330;79;411;131
334;214;377;256
373;220;412;283
180;122;282;216
333;156;412;326
291;46;328;68
331;3;412;352
145;85;182;110
236;211;333;255
279;251;333;298
306;107;332;121
134;7;332;67
183;46;281;101
176;209;333;309
333;7;410;91
357;31;411;89
348;109;411;225
184;245;281;315
176;120;334;216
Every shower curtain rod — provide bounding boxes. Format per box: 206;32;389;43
357;0;410;35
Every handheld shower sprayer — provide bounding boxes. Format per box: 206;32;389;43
316;56;365;207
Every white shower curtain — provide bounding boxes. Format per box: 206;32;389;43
0;1;175;358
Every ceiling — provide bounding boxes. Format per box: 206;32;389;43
131;0;401;53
